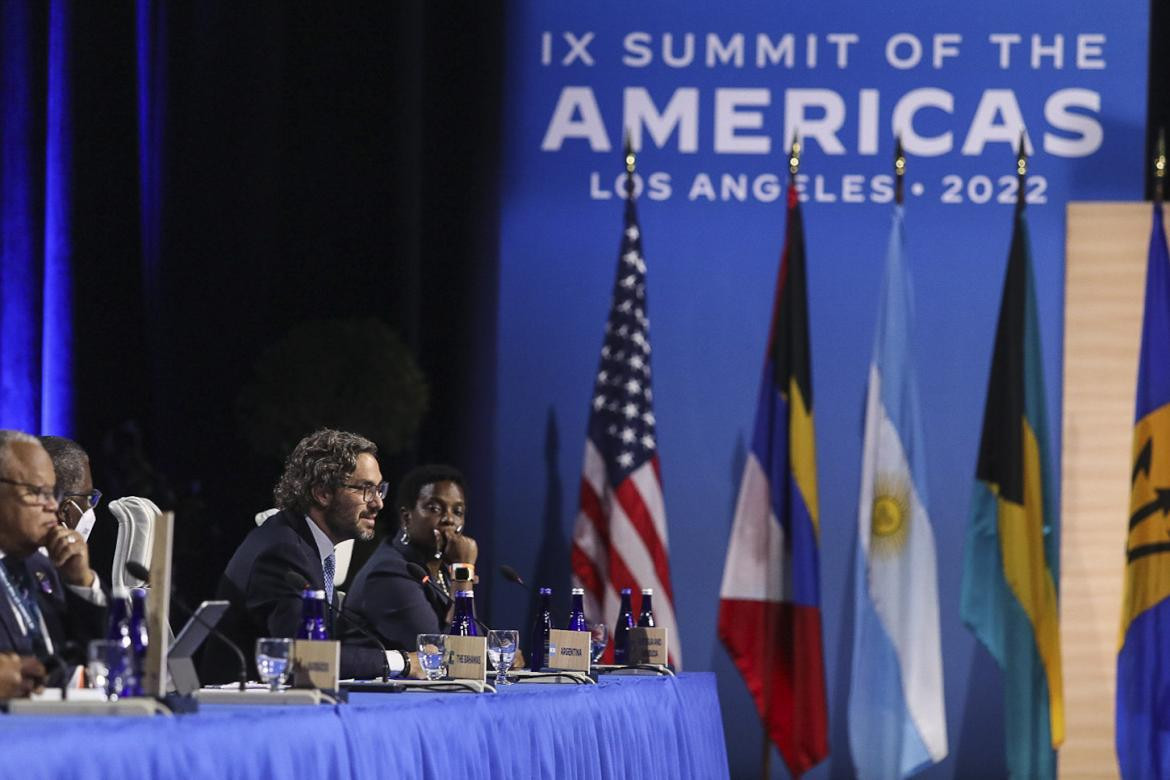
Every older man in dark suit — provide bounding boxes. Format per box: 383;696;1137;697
202;428;416;684
0;430;106;687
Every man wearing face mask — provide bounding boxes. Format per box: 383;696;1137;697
201;428;418;684
38;437;101;542
345;464;478;650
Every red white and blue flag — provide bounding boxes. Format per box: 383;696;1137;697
719;183;828;776
571;162;680;667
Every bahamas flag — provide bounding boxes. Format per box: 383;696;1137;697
1116;202;1170;779
719;182;828;777
849;205;947;778
960;194;1064;779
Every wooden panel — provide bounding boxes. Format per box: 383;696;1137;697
1060;202;1154;779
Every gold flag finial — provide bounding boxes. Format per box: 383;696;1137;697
1016;132;1028;210
788;135;801;178
622;132;636;199
894;135;906;205
1155;127;1166;204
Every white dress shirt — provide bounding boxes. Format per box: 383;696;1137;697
302;516;405;677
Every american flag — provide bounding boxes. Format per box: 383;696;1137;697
571;164;680;667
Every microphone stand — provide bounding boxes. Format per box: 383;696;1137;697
126;562;247;692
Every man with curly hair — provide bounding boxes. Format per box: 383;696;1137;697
201;428;415;684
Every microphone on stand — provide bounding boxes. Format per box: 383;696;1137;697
282;571;393;682
405;562;448;602
125;561;247;692
40;641;76;698
499;565;528;590
404;563;493;635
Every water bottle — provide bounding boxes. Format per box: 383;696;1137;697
107;588;132;696
568;587;588;632
311;589;329;641
638;588;656;628
529;587;555;671
613;588;635;664
126;588;149;696
449;590;479;636
296;587;329;640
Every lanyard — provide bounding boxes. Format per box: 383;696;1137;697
0;561;39;639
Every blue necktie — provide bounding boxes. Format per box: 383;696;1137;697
323;553;336;606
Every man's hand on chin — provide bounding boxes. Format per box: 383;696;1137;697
44;525;95;588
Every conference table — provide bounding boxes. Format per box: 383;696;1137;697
0;672;728;779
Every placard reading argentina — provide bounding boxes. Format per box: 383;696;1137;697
537;30;1112;205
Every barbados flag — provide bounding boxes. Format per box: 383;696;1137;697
959;194;1064;779
719;183;828;777
1116;202;1170;779
849;205;947;779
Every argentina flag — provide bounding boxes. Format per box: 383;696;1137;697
849;204;948;778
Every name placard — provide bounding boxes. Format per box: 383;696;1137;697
446;635;487;682
628;627;669;666
143;510;173;697
292;640;340;690
547;629;591;672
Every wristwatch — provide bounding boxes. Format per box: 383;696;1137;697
450;562;475;582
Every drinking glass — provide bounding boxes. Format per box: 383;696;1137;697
87;639;131;700
417;634;446;681
487;630;518;686
588;622;609;667
255;638;292;692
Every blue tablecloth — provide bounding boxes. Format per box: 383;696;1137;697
0;673;728;780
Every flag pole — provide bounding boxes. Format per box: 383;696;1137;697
894;135;906;206
1155;127;1165;205
1016;132;1028;212
760;130;801;780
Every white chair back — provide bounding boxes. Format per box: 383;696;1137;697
110;496;162;590
254;508;353;583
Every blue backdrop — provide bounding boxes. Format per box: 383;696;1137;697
492;1;1148;777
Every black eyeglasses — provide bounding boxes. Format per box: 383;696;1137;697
63;489;103;510
0;478;64;506
341;481;389;502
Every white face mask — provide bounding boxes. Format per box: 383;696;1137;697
73;505;97;542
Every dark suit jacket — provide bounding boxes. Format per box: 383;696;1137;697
200;509;387;684
0;553;107;679
344;536;451;651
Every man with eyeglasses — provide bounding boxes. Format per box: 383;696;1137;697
0;430;106;689
202;428;418;684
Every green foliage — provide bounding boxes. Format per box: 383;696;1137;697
237;318;428;460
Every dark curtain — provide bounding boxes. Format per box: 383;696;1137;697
4;1;503;606
1;0;73;434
